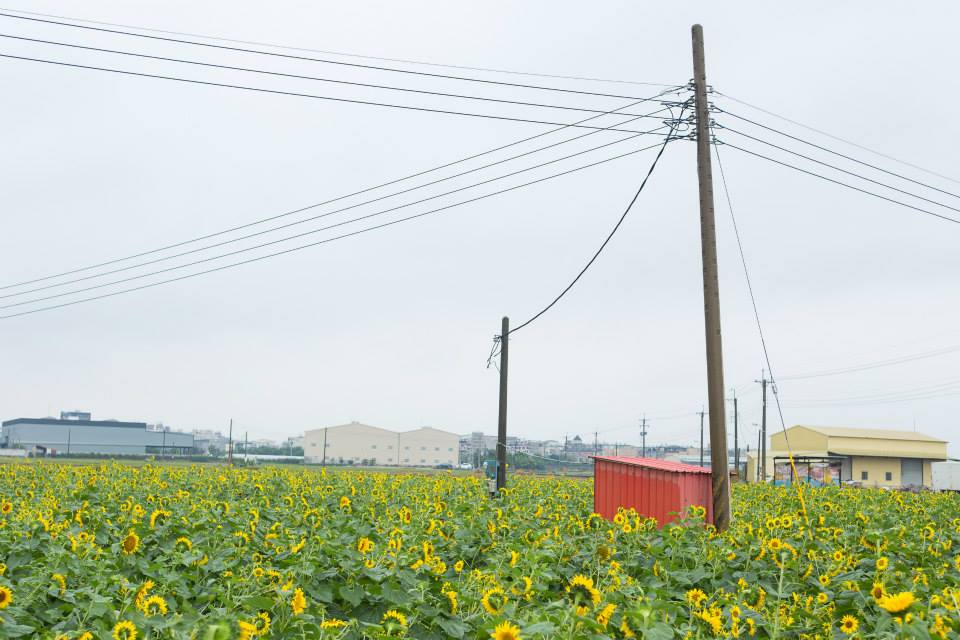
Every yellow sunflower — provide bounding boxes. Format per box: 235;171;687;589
839;615;859;634
291;587;306;616
567;574;601;614
112;620;137;640
141;595;168;617
491;621;521;640
481;587;507;615
878;591;916;613
382;609;408;627
121;531;140;555
253;611;271;635
237;621;257;640
0;585;12;609
320;619;348;629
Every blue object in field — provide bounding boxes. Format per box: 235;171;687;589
483;460;498;479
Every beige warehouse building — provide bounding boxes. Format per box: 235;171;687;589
746;425;948;488
303;421;460;467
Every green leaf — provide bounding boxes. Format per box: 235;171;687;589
1;624;36;638
381;582;412;607
243;595;276;610
339;583;364;607
434;617;469;638
522;622;557;636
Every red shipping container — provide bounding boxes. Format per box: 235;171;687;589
592;456;713;526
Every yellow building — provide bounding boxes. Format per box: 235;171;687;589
745;425;948;488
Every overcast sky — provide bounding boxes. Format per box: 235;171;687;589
1;1;958;456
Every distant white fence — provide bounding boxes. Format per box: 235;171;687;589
239;454;304;463
0;449;27;458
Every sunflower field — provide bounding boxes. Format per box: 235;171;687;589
0;462;958;639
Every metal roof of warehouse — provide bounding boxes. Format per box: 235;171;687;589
2;417;148;429
797;425;946;443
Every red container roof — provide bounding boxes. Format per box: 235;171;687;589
591;456;711;475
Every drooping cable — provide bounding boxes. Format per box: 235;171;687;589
507;105;687;336
713;139;811;511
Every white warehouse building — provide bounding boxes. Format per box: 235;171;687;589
303;422;460;467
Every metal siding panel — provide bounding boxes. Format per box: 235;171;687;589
595;458;714;528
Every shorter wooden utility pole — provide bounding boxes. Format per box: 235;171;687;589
756;372;768;482
640;415;648;457
731;390;739;478
699;409;706;467
227;418;234;465
496;317;509;493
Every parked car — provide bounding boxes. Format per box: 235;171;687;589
435;463;453;470
458;463;473;470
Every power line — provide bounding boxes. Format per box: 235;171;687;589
507;105;686;335
718;124;960;214
783;389;960;409
0;11;680;101
0;91;678;292
0;140;675;319
715;92;960;187
713;138;796;481
778;343;960;380
0;33;680;120
0;6;676;88
722;141;960;225
0;121;674;301
786;377;960;404
0;52;686;136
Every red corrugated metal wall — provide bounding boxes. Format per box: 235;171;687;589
593;457;713;526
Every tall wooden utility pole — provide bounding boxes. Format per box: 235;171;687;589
692;24;731;530
496;317;509;493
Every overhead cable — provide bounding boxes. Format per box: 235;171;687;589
0;6;677;88
0;140;676;319
717;111;960;202
720;125;960;216
0;122;674;302
713;137;795;477
0;52;682;136
779;343;960;380
722;142;960;225
0;33;678;120
715;92;960;187
0;92;679;292
0;11;679;101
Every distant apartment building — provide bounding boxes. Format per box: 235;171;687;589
303;422;459;466
193;429;229;454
